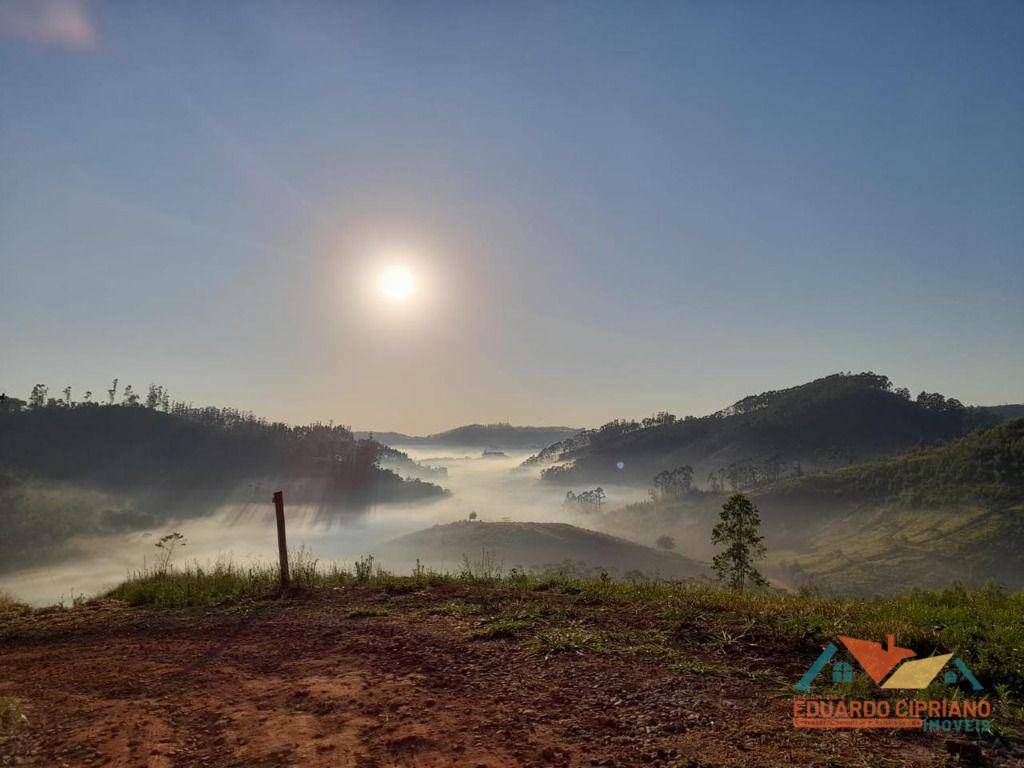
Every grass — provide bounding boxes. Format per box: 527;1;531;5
531;626;604;656
471;618;530;641
101;557;1024;698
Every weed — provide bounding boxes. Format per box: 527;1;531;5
0;697;25;732
154;532;186;573
532;626;603;656
354;555;375;583
471;618;528;641
458;548;503;580
422;600;481;618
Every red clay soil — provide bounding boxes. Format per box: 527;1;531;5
0;584;1017;767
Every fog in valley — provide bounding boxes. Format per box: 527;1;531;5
0;447;652;606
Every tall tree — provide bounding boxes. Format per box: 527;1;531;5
651;465;694;500
711;493;767;589
29;384;48;408
122;385;139;407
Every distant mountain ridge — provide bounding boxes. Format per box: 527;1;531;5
529;372;1019;487
355;423;580;450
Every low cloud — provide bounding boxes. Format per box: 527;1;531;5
0;0;98;50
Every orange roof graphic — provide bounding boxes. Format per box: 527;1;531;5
837;634;915;684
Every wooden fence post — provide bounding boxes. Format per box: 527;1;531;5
273;490;289;588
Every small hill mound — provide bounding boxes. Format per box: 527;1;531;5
376;521;707;580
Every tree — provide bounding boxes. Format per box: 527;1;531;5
107;378;119;406
651;465;694;500
122;385;139;407
468;511;477;521
760;454;786;485
724;460;757;490
29;384;48;409
146;384;161;409
642;411;677;429
564;487;606;513
655;535;676;551
917;391;946;411
711;493;767;589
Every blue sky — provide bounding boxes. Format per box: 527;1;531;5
1;1;1022;432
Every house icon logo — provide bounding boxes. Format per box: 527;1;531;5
794;634;982;692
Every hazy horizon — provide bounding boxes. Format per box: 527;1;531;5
3;6;1022;765
3;1;1023;434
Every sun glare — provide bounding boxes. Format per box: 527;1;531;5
379;266;414;301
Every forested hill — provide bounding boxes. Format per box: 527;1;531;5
0;393;448;505
530;372;1015;486
355;423;580;449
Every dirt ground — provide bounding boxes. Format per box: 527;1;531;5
0;584;1017;767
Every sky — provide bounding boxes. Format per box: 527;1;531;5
1;0;1022;434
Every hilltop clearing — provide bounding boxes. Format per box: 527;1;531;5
1;574;1021;767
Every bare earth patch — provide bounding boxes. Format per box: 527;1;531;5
0;585;1015;767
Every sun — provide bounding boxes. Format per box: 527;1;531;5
379;266;414;301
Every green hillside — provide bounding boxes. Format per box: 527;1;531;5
532;372;1010;486
760;418;1024;592
768;417;1024;508
594;419;1024;594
